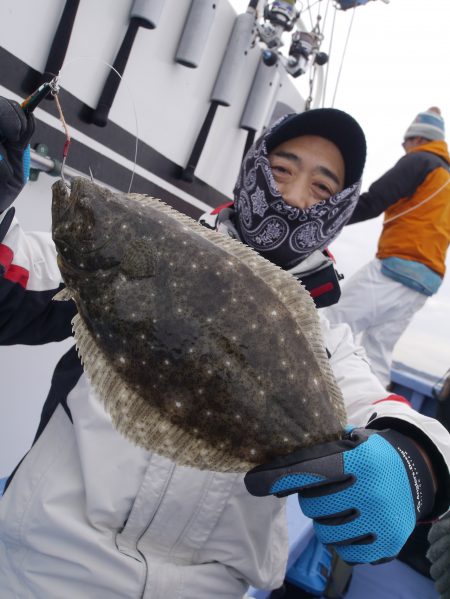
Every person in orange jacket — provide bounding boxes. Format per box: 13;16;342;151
325;107;450;387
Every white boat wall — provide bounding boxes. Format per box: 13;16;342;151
0;0;306;218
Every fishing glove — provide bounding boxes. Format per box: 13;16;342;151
427;510;450;599
244;427;436;564
0;97;35;213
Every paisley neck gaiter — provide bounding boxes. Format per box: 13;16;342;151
233;122;361;270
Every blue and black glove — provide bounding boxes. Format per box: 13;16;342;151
427;510;450;599
244;427;436;564
0;97;35;214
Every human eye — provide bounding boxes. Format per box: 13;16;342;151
272;165;289;174
270;159;291;178
313;179;335;199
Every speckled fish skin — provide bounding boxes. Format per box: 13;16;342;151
52;177;346;472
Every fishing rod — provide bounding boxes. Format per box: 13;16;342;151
89;0;165;127
238;1;327;160
180;0;319;181
39;0;81;87
239;55;281;159
22;0;80;94
20;81;55;115
180;0;259;182
244;0;389;116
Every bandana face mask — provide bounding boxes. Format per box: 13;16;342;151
233;124;361;270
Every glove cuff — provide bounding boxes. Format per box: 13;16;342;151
378;429;436;520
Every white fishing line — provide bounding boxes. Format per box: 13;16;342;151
321;0;337;108
330;4;356;107
383;177;450;225
56;56;140;193
21;94;212;214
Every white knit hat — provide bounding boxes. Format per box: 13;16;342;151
404;107;445;141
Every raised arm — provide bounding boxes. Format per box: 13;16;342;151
0;97;76;344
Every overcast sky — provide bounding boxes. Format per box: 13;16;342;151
312;0;450;379
231;0;450;378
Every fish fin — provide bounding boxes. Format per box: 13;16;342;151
120;238;156;279
72;313;254;472
52;287;73;301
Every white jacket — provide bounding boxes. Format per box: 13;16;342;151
0;217;449;598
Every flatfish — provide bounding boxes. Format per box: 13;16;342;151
52;177;346;472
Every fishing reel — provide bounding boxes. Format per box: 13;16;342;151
263;0;299;31
285;30;327;77
257;0;299;49
257;1;327;78
261;28;327;78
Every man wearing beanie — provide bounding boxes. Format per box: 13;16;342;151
325;106;450;389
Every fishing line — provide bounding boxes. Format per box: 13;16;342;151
320;0;332;30
305;0;315;30
53;91;71;187
304;0;329;28
321;0;336;107
312;0;330;108
300;0;329;109
330;4;356;107
305;0;323;10
47;56;140;193
25;74;72;187
383;177;450;225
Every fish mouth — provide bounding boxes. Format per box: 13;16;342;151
55;238;120;276
53;235;114;258
52;179;72;218
52;178;118;260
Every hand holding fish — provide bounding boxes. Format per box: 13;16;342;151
245;426;437;564
0;97;35;215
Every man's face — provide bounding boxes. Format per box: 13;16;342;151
402;136;427;153
268;135;345;209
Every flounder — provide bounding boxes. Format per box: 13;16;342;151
52;177;346;472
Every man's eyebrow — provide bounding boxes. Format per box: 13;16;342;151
316;165;341;187
272;150;300;164
271;150;341;186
